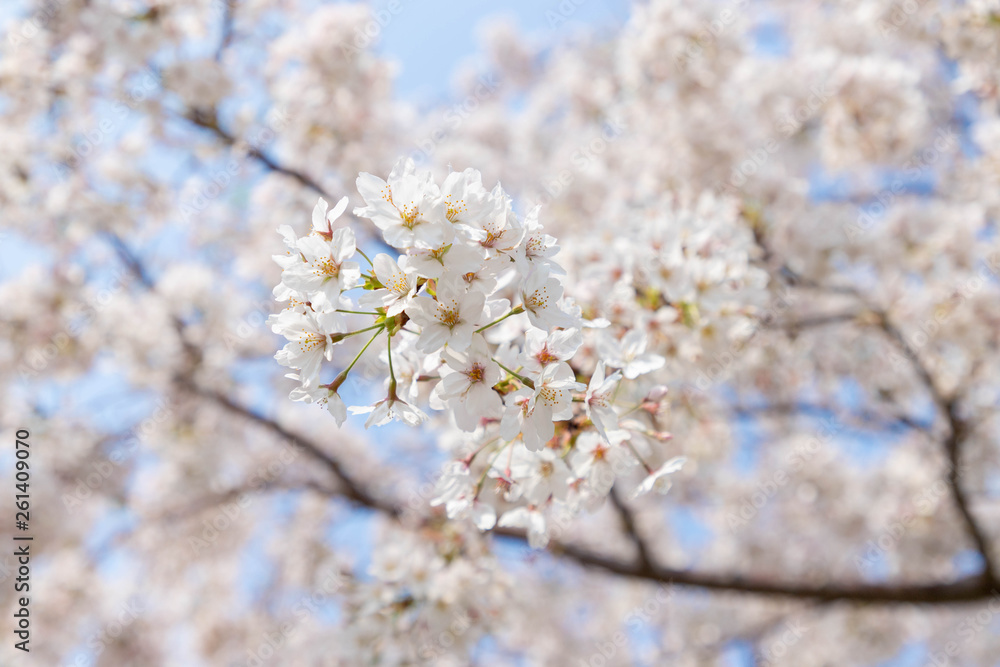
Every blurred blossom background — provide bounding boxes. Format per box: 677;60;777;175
2;0;1000;665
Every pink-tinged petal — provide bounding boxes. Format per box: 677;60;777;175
327;393;347;426
416;324;450;353
311;198;328;232
471;502;496;531
356;172;390;203
330;227;356;263
327;196;349;224
372;253;399;285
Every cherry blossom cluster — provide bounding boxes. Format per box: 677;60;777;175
561;192;770;371
340;525;509;664
270;159;686;545
13;0;1000;661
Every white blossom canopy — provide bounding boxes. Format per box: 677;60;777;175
2;0;1000;665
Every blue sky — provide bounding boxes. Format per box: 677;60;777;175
375;0;629;99
1;2;981;664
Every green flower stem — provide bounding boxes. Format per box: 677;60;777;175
474;440;511;498
341;323;384;338
386;330;397;392
494;359;535;390
330;326;384;391
624;439;654;474
475;306;525;334
462;436;501;467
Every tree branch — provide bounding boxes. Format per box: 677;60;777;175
943;399;996;584
185;382;401;519
99;172;1000;608
184;108;335;201
729;400;927;434
164;375;1000;605
769;257;998;589
609;486;655;572
104;233;397;518
768;310;865;331
872;310;996;585
492;525;997;604
166;373;1000;606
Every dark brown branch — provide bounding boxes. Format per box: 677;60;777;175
185;382;401;519
729;400;926;433
609;486;655;571
184;109;335;201
104;232;153;288
769;311;864;331
98;153;1000;608
944;399;996;584
176;379;1000;605
104;234;396;517
769;256;998;589
873;310;997;585
491;525;997;604
171;378;1000;606
874;311;947;414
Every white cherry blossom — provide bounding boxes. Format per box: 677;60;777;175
405;279;486;353
584;361;623;442
519;269;577;330
355;158;453;249
508;446;572;504
278;228;361;304
311;195;350;237
359;253;418;316
433;334;503;431
633;456;687;498
598;330;665;379
270;308;345;386
497;506;550;549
